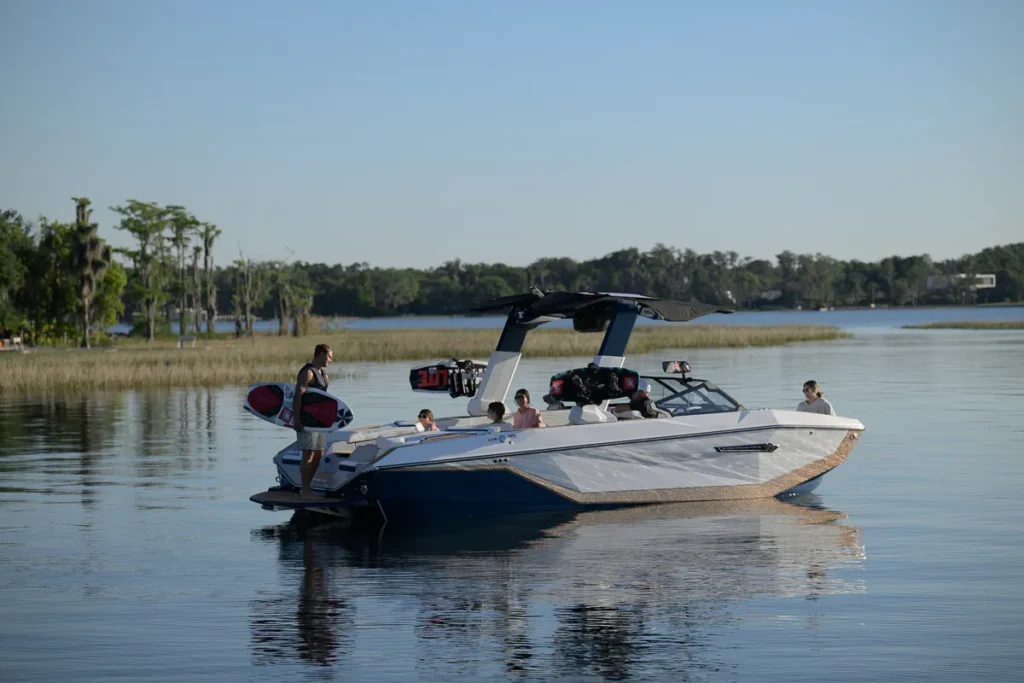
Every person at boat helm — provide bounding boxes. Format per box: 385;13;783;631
612;380;661;419
797;380;836;416
512;388;546;429
294;343;333;499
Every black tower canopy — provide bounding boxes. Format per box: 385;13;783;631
470;289;733;330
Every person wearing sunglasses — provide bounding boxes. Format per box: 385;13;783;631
796;380;836;416
417;409;439;431
512;389;545;429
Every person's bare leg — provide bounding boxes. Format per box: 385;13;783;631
300;450;323;498
300;449;313;496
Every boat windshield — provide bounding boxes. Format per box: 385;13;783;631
644;377;742;416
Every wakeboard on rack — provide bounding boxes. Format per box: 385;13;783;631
409;358;487;398
548;365;640;406
243;382;354;432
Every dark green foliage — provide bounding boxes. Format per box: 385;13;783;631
3;196;1023;348
69;198;114;348
241;243;1024;317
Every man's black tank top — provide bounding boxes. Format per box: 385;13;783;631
299;363;329;391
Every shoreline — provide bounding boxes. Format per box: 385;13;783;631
902;321;1024;330
106;301;1024;329
1;325;848;395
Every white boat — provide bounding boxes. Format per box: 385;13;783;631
250;291;865;523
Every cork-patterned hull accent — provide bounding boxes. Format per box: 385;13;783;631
397;429;862;506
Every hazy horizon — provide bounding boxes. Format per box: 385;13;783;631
2;1;1021;269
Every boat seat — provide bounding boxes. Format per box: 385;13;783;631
443;423;508;433
437;415;492;429
568;405;618;425
348;442;378;464
336;423;420;444
375;434;407;449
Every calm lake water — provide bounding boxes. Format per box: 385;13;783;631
3;322;1023;681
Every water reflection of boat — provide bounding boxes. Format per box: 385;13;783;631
251;291;866;523
248;496;865;678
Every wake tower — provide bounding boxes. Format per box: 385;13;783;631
462;290;732;417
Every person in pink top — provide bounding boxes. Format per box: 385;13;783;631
512;388;546;429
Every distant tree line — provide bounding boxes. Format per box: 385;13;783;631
2;199;1022;346
288;243;1024;318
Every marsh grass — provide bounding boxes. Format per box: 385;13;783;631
902;321;1024;330
0;325;849;395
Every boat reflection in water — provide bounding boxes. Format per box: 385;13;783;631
249;495;865;678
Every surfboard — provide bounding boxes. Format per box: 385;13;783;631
243;382;354;432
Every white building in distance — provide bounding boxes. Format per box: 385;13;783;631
926;273;996;291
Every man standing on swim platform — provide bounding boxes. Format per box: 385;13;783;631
294;343;333;499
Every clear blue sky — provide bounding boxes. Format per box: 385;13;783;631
2;0;1021;269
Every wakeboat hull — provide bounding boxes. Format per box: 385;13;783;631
254;410;863;523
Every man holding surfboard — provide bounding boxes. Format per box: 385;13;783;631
295;343;334;498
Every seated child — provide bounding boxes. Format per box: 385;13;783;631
487;401;507;428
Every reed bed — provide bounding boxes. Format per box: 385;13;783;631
0;325;848;395
902;321;1024;330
